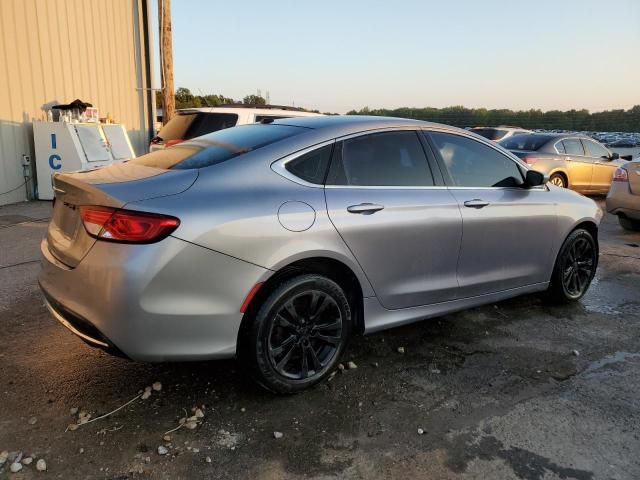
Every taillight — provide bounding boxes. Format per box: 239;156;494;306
79;206;180;243
521;156;539;165
165;139;185;148
613;167;628;182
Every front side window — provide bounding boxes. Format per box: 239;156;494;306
285;144;333;184
429;132;524;188
561;139;584;156
582;139;610;159
326;131;433;186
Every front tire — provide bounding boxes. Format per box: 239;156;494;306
240;274;351;394
619;216;640;231
547;228;597;303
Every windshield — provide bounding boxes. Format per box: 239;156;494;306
470;128;508;141
500;134;552;151
132;124;305;170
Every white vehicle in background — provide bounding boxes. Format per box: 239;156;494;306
469;126;532;142
150;105;323;151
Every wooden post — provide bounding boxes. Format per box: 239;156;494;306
159;0;175;123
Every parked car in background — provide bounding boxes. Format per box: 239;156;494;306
40;116;601;393
606;160;640;230
500;133;631;193
149;105;322;151
470;126;531;142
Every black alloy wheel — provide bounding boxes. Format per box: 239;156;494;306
240;274;351;394
548;228;598;302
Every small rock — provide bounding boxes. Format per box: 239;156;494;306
185;421;198;430
273;431;283;439
36;459;47;472
157;445;169;455
163;435;171;442
79;448;84;454
337;363;345;371
10;462;23;473
141;389;152;400
145;456;151;464
28;416;38;425
68;423;79;431
192;448;200;453
397;347;405;354
205;456;212;463
417;428;425;435
194;408;205;419
22;456;33;465
572;350;580;357
371;362;379;368
0;450;8;465
70;407;79;415
347;361;357;370
240;407;246;413
152;382;162;391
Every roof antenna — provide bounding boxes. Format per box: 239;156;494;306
198;88;211;108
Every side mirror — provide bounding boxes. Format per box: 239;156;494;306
609;152;619;160
621;154;633;161
524;170;546;187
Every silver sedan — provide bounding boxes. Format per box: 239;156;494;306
39;116;601;393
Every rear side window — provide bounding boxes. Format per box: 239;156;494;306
470;128;507;141
131;124;305;170
562;139;584;156
430;132;524;188
326;131;434;186
285;144;333;184
500;134;552;151
157;113;238;141
582;139;610;159
555;141;566;154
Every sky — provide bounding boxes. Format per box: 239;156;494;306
153;0;640;114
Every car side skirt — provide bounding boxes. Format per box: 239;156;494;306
363;282;549;334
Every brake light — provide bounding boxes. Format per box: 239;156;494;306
521;156;539;165
80;206;180;243
165;139;185;148
613;167;628;182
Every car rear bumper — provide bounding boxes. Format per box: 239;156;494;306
38;235;270;361
606;182;640;221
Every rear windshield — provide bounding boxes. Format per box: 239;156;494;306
157;112;238;141
500;135;551;151
470;128;507;141
131;124;305;170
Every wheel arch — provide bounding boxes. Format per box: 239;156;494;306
238;256;367;347
549;169;569;187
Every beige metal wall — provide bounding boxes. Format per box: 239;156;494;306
0;0;154;205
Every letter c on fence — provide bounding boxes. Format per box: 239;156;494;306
49;154;62;170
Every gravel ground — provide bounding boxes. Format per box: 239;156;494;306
0;199;639;480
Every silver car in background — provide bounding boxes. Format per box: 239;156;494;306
606;160;640;231
500;133;630;193
39;116;601;393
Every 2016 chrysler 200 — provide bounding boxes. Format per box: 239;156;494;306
40;116;601;393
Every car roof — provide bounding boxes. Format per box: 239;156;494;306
177;107;322;117
273;114;449;132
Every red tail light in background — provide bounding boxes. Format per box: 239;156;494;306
613;167;628;182
165;139;185;148
521;156;539;165
80;206;180;243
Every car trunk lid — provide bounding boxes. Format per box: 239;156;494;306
47;163;197;268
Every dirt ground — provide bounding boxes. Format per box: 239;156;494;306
1;199;639;480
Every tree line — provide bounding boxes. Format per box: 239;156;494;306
346;105;640;132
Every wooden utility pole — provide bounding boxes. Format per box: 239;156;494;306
159;0;175;123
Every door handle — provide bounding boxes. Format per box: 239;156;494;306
464;199;490;209
347;203;385;214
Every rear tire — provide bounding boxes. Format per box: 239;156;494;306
547;228;597;303
619;216;640;231
239;274;352;394
549;173;567;188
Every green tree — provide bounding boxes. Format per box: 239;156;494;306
243;94;266;105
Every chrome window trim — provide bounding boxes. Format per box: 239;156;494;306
270;139;335;188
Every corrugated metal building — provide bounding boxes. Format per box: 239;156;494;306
0;0;155;206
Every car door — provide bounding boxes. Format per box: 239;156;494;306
325;130;462;310
561;138;594;192
426;130;556;298
582;138;617;193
